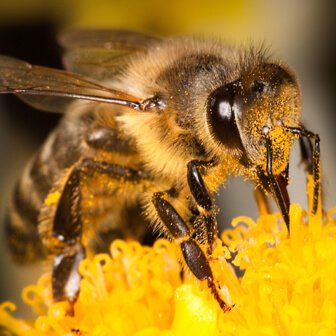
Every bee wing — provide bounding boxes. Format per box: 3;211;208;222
0;55;143;113
59;29;160;80
60;29;160;49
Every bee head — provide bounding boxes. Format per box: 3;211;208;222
206;62;301;175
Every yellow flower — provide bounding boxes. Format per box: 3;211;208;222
0;180;335;335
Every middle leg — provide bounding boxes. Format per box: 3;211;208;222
152;191;232;312
187;160;218;253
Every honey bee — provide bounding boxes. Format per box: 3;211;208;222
0;29;320;312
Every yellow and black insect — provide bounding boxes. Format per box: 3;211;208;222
0;29;320;312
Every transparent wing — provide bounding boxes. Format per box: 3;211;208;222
59;29;160;49
0;55;143;113
59;29;161;80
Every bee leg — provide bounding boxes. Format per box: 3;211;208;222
51;159;146;304
254;186;271;216
52;246;85;307
286;126;321;214
52;169;84;305
187;160;217;253
298;131;321;213
152;192;231;312
299;133;314;173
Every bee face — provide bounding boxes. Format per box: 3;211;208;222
206;62;301;174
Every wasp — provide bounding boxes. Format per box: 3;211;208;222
0;29;320;312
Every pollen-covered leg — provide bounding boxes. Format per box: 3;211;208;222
299;134;314;173
152;192;232;312
187;160;218;253
298;130;321;213
52;246;85;305
50;158;147;304
286;126;321;214
51;168;84;304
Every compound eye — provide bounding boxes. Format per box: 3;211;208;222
207;82;244;150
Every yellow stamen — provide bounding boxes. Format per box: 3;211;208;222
0;189;335;335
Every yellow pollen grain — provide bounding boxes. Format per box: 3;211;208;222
44;191;61;206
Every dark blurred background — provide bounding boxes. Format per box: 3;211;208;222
0;0;335;317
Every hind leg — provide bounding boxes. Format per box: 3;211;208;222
48;159;147;304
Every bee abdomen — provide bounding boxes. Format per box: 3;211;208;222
5;149;54;263
5;214;45;263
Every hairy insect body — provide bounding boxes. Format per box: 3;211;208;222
9;106;142;258
0;31;320;311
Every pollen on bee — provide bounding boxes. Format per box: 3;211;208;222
44;191;61;206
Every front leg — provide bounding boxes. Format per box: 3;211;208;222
286;126;321;214
152;192;231;312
